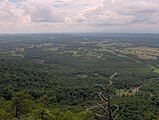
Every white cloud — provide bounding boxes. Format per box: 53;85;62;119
0;0;31;26
1;0;159;33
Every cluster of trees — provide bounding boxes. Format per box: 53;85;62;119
1;90;158;120
0;91;93;120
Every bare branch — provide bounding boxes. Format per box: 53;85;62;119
98;92;108;102
96;113;106;118
114;114;119;120
110;72;117;79
87;103;108;111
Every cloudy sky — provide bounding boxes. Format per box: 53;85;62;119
0;0;159;33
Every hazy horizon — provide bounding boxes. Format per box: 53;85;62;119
1;31;159;34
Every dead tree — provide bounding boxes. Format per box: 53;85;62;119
88;72;119;120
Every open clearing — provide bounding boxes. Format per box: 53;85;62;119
121;46;159;60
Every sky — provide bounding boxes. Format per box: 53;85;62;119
1;0;159;33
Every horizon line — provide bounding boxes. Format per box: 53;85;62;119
1;32;159;35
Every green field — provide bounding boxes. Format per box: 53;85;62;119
154;69;159;74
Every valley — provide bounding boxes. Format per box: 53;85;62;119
0;33;159;120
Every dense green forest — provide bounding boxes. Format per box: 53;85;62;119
0;34;159;120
